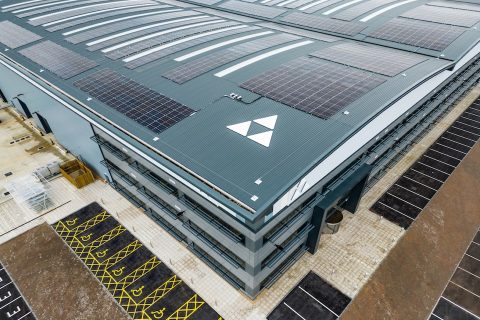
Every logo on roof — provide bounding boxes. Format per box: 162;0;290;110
227;115;277;147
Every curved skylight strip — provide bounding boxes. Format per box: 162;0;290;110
12;0;79;13
360;0;417;22
29;0;140;21
175;31;274;61
299;0;328;11
123;25;247;62
102;19;225;53
261;0;275;3
41;2;152;26
63;9;180;35
323;0;364;15
2;0;44;10
277;0;297;7
86;15;209;46
215;40;313;77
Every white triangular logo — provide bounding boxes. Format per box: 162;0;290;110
254;115;277;130
227;121;251;136
247;131;273;147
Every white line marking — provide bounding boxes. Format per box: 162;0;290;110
0;296;20;310
123;25;247;62
455;120;480;132
299;286;339;317
377;201;415;220
410;168;444;183
0;282;12;291
215;40;313;77
449;281;480;299
423;154;455;168
174;31;273;61
461;115;480;125
63;9;180;35
450;125;480;138
417;161;451;176
386;192;423;210
431;313;442;320
458;267;480;280
17;312;32;320
440;136;472;149
402;175;437;191
435;142;467;155
394;183;430;200
323;0;363;15
463;111;480;120
428;147;463;162
473;241;480;246
360;0;417;22
446;130;477;143
103;19;225;52
283;302;306;320
466;254;480;262
86;16;208;46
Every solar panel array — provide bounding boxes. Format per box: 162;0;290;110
29;0;155;26
163;33;300;83
0;21;41;48
281;13;366;36
219;0;286;18
18;40;98;79
74;69;195;133
87;16;217;51
310;42;427;77
241;57;386;119
368;18;466;51
17;0;108;18
333;0;398;21
282;0;314;9
105;21;239;60
428;0;480;12
188;0;222;4
46;5;166;32
301;0;343;14
124;26;257;69
65;10;191;44
401;5;480;27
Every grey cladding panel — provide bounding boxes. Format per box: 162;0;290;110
302;0;342;14
0;21;41;48
428;0;480;12
163;33;301;83
17;0;109;18
281;13;366;36
368;18;466;51
310;42;427;76
105;21;239;60
401;5;480;27
18;40;98;79
219;1;286;18
241;57;386;119
74;69;195;133
124;26;258;69
333;0;398;21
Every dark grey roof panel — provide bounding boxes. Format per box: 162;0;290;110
401;4;480;27
281;12;366;36
302;0;342;14
18;40;98;79
219;0;286;18
428;0;480;12
0;20;41;48
333;0;398;21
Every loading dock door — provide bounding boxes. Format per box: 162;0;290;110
33;112;52;134
0;89;6;103
15;98;32;118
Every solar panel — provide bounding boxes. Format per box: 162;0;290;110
46;5;167;32
240;57;386;119
0;21;42;48
18;40;98;79
302;0;343;14
163;33;300;83
74;69;195;133
124;26;258;69
16;0;109;18
29;0;155;26
87;16;217;51
401;5;480;27
281;13;366;36
368;18;466;51
65;10;193;44
283;0;315;9
105;21;239;60
428;0;480;12
187;0;222;4
219;0;286;18
333;0;398;21
310;42;427;76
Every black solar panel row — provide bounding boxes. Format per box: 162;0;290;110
105;21;239;60
368;18;466;51
310;42;427;77
87;16;218;51
281;12;366;36
163;33;300;84
0;20;41;48
18;40;98;79
241;57;386;119
74;69;195;133
65;9;190;44
124;26;261;69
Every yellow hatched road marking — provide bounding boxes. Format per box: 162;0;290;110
104;240;142;269
71;211;109;235
166;294;204;320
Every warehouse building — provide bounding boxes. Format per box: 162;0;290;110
0;0;480;298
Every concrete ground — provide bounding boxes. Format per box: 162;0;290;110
0;85;478;320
